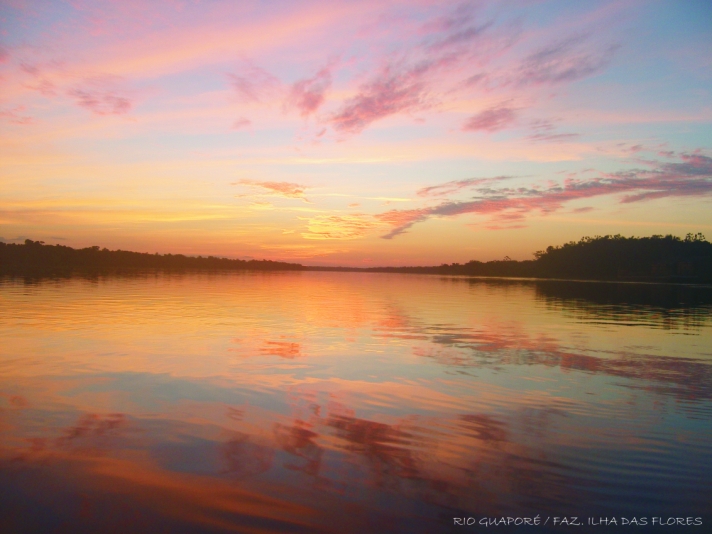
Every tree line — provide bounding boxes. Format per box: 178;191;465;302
2;234;711;282
0;240;305;275
321;234;712;283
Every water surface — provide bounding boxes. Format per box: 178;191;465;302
1;272;711;533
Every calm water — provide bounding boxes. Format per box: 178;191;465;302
1;272;711;533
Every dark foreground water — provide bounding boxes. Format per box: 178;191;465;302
1;272;711;533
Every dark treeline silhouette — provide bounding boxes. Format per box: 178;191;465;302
2;234;711;283
530;233;712;282
0;240;304;276
318;233;712;283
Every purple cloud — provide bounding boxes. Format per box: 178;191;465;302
417;176;514;197
463;73;486;87
377;153;712;238
527;118;578;142
528;132;579;142
426;21;493;52
516;35;617;86
463;106;517;132
662;153;712;176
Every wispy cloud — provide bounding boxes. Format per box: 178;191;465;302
329;4;504;134
301;213;379;240
287;65;332;117
527;118;578;142
378;153;712;238
425;18;494;53
463;105;517;132
0;106;33;124
417;176;514;197
19;62;58;96
67;77;132;115
232;117;251;129
228;62;280;103
326;17;617;135
329;64;430;134
514;35;618;86
232;179;310;201
69;89;131;115
528;132;579;142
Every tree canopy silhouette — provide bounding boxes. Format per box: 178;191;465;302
2;234;710;282
0;240;304;275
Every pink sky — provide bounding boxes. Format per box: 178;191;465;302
1;0;711;265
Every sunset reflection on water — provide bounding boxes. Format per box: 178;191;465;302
1;273;711;533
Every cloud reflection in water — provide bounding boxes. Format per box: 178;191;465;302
1;273;711;532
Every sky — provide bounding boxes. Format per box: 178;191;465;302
1;0;711;266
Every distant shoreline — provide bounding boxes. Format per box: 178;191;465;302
2;234;711;284
301;265;706;284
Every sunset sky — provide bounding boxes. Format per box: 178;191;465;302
1;0;711;265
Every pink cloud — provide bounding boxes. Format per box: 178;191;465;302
228;62;280;103
287;65;332;117
325;18;617;135
328;5;507;134
18;62;58;96
463;106;517;132
377;153;712;238
417;176;514;197
68;88;131;115
232;117;251;129
0;106;33;125
19;62;39;75
330;65;429;134
66;77;133;116
26;78;57;97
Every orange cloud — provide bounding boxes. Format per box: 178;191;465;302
233;180;310;200
300;214;380;240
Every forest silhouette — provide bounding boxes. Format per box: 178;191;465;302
1;234;711;283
